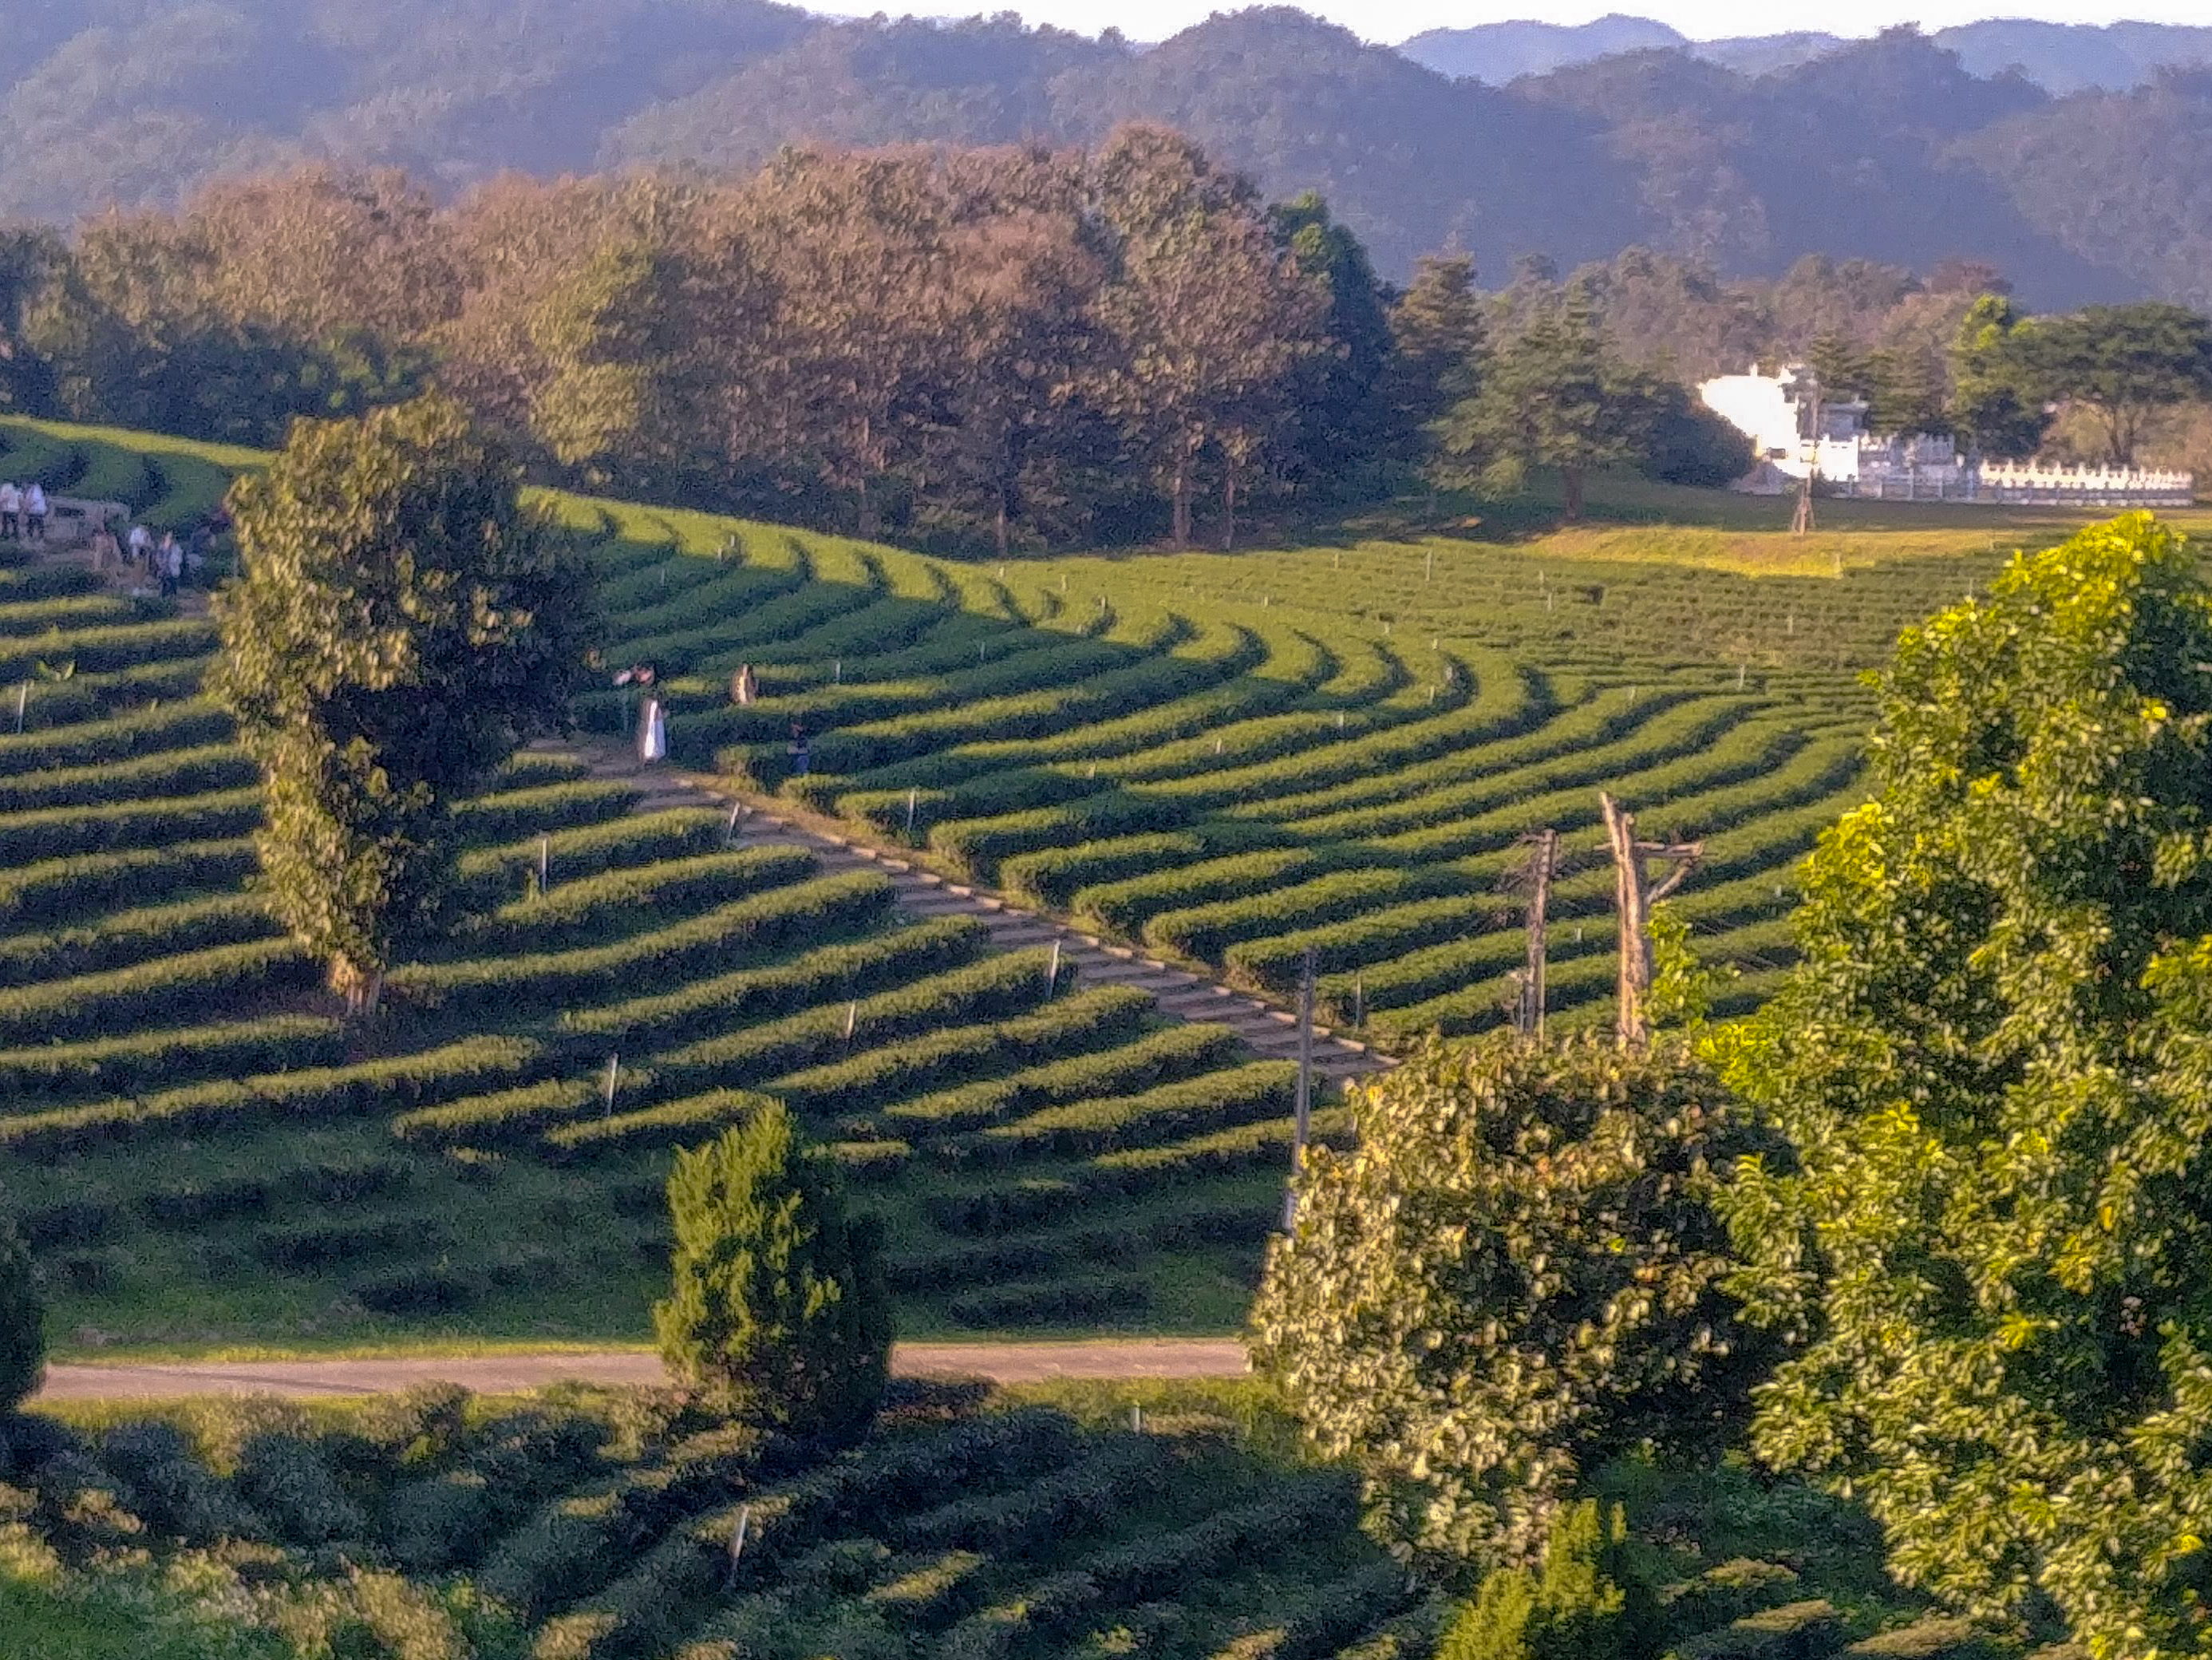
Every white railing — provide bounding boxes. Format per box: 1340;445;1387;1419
1974;461;2195;507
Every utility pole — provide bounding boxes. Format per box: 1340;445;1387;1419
1513;828;1558;1042
1282;946;1317;1233
1792;367;1821;538
1599;793;1702;1049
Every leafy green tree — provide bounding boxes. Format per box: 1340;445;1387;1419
2013;301;2212;467
1949;293;2054;459
1439;1501;1654;1660
1270;192;1394;505
1431;288;1657;522
655;1103;893;1442
1249;1034;1774;1568
210;395;594;1011
1718;512;2212;1659
0;1201;41;1413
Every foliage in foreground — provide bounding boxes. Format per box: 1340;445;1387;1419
654;1102;894;1442
1437;1500;1649;1660
1249;1032;1776;1569
1720;512;2212;1659
0;1200;39;1413
210;394;594;1007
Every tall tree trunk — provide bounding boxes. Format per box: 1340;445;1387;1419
1600;792;1702;1050
855;473;876;540
1171;457;1192;548
1562;464;1586;523
1221;466;1238;551
995;487;1010;559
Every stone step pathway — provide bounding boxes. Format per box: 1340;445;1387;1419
561;740;1391;1085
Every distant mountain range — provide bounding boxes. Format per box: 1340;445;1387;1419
7;3;2212;311
1396;14;2212;94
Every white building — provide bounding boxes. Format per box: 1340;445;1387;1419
1696;365;2194;508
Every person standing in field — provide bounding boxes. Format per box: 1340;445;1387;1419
89;513;119;575
788;721;811;777
731;662;757;706
22;483;46;543
0;481;18;542
629;664;666;764
157;532;182;598
127;523;150;570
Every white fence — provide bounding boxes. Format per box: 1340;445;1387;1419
1973;461;2195;508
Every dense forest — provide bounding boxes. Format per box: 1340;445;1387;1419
7;4;2212;307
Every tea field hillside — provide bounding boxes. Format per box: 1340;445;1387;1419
0;413;2183;1360
3;1376;1978;1660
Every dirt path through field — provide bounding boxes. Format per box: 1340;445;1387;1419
36;1338;1247;1401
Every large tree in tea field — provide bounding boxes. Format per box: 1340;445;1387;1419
211;393;594;1011
1250;1033;1775;1571
1718;513;2212;1659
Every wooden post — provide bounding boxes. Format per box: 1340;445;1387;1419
1046;938;1061;994
603;1054;620;1115
1515;828;1558;1042
1599;793;1702;1049
1282;946;1317;1232
726;1502;751;1590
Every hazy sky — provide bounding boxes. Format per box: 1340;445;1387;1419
886;2;2212;45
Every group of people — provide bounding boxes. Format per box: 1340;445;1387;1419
86;516;188;597
615;660;810;775
0;481;49;542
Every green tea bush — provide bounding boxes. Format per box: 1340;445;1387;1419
0;698;230;778
771;986;1152;1117
0;785;260;866
560;917;988;1048
0;1014;343;1099
0;893;278;989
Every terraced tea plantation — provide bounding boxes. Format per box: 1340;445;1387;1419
10;1378;1975;1660
10;1381;1436;1660
591;518;1931;1041
0;413;2099;1354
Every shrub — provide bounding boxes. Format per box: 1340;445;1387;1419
1437;1501;1654;1660
0;1202;41;1410
654;1103;893;1442
1250;1034;1776;1567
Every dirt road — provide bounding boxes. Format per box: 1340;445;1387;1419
35;1338;1248;1401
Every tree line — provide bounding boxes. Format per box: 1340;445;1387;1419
0;141;1752;550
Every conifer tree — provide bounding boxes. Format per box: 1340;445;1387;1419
655;1104;893;1442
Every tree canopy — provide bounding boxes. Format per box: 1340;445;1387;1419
1718;512;2212;1658
1250;1034;1773;1569
210;394;594;1008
